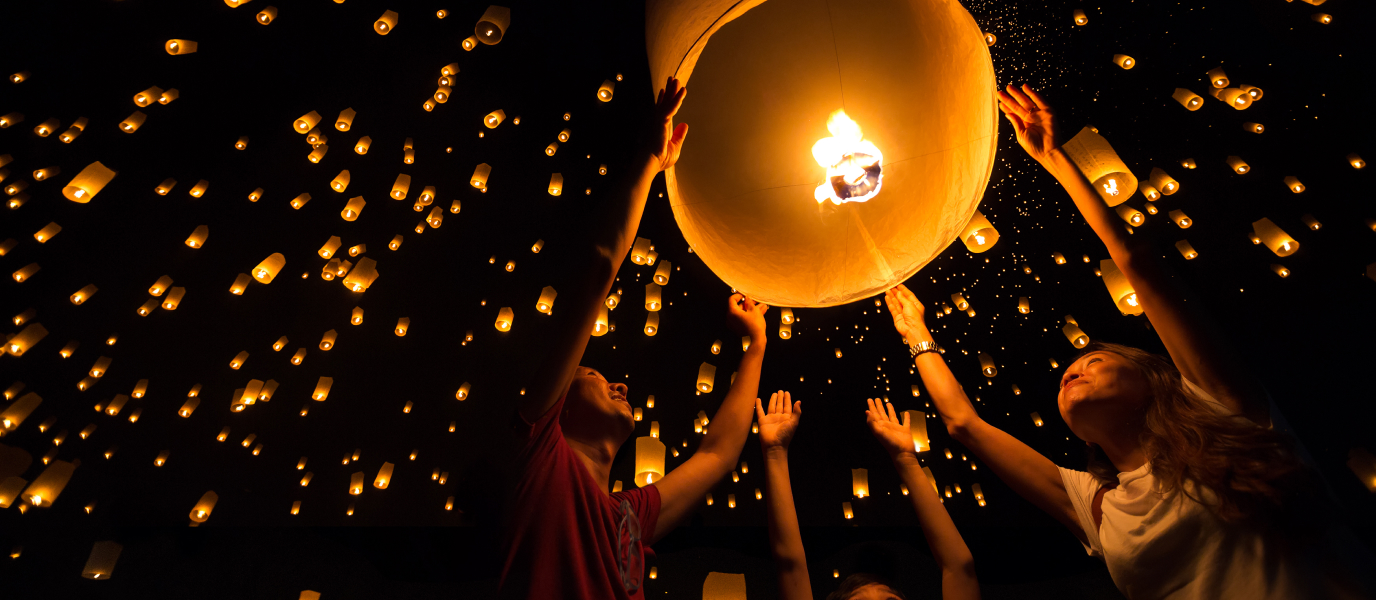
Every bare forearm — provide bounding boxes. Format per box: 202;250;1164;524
764;449;813;600
592;156;659;262
907;329;980;430
699;343;766;461
1040;148;1141;262
893;454;977;579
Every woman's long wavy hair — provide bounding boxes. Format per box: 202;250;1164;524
1076;342;1324;531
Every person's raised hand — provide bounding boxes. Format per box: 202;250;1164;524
727;292;770;342
884;284;928;344
866;398;916;460
997;84;1058;164
647;77;689;173
756;391;801;454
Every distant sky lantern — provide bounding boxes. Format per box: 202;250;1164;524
134;86;163;107
1018;297;1030;314
351;306;364;325
178;397;199;417
12;263;40;282
331;170;351;192
1226;156;1249;174
307;145;328;163
959;210;999;252
471;163;491;189
391;174;411;199
476;5;511;44
230;351;249;370
599;164;608;175
185;225;209;248
536;286;557;314
319;330;338;351
645;283;663;311
162;287;186;310
189;180;209;197
1073;9;1087;24
1112;54;1134;69
558;128;572;143
852;468;870;497
456;382;471;400
1148;168;1178;195
165;39;197;55
904;410;930;452
34;222;61;243
983;32;996;46
1099;259;1143;315
1252;218;1298;257
545;141;559;156
389;235;403;250
1171;88;1204;111
313;377;333;401
1301;214;1321;231
189;491;218;524
294;110;321;133
1175;240;1198;260
1271;264;1291;278
248;187;264;201
342;196;366;221
1348;154;1365;169
697;363;716;393
60;118;89;142
234;136;250;150
6;324;47;356
1243;122;1264;134
158;88;179;103
645;312;660;336
71;284;97;305
355;136;372;154
374;462;395;489
483;110;507;129
1312;13;1332;24
291;349;306;365
630;237;653;264
1061;127;1137;207
1114;205;1144;226
978;353;997;376
375;10;398;34
434;85;452;103
654;261;673;285
1282;176;1304;193
253;253;286;283
395;317;410;336
1211;87;1252;110
711;339;722;354
1180;158;1196;170
1063;321;1089;348
1031;412;1044;427
462;36;478;51
1144;202;1157;215
273;337;289;352
495;307;514;331
62;161;117;203
1206;67;1229;88
0;113;21;128
950;293;969;311
1168;209;1191;228
597;79;616;102
1138;181;1160;201
256;6;277;24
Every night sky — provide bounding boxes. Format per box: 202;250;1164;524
2;0;1373;597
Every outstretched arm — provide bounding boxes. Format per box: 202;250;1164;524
998;84;1268;425
885;285;1084;544
652;294;768;542
757;392;813;600
867;398;979;600
519;78;689;424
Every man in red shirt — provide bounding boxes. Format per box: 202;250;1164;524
498;77;772;599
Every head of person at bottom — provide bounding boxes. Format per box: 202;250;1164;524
1056;341;1319;529
561;366;634;448
826;573;906;600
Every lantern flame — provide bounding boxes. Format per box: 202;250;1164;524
1102;179;1119;196
811;110;883;205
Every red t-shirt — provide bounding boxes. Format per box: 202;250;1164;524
498;394;660;599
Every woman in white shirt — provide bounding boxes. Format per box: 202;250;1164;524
879;84;1374;600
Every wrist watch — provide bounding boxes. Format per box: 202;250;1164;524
909;340;939;358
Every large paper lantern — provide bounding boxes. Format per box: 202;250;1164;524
1061;127;1136;206
648;0;997;306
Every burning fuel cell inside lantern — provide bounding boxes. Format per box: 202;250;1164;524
812;111;883;205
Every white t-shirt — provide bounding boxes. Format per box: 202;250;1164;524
1058;379;1375;600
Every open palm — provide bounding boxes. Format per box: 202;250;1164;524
866;397;915;458
756;391;801;451
649;77;689;173
997;84;1059;164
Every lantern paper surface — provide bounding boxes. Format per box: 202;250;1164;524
650;0;997;306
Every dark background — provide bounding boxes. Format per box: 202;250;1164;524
1;0;1372;598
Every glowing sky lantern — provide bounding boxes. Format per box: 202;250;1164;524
1100;259;1143;315
1060;127;1136;207
636;436;666;486
649;0;996;307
